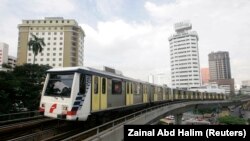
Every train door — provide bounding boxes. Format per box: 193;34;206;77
92;75;100;111
143;85;147;103
126;82;130;105
126;82;133;105
100;77;107;110
130;82;133;105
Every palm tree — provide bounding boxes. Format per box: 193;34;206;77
28;33;46;64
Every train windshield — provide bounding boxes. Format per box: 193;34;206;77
44;73;74;97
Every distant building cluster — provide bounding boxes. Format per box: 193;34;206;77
240;80;250;95
148;73;170;86
0;42;16;71
168;21;234;96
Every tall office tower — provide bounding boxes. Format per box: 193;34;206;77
0;42;9;68
201;68;210;85
208;51;234;95
17;17;85;67
168;21;201;89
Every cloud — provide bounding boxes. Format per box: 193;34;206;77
81;20;171;82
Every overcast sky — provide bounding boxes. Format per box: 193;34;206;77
0;0;250;85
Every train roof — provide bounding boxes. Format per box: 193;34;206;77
46;67;166;87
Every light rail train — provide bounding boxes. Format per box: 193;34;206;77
39;67;226;121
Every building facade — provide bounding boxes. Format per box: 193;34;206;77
8;56;17;68
0;42;9;68
209;51;231;80
168;21;201;89
201;68;210;85
148;73;170;86
208;51;234;95
242;80;250;87
17;17;85;67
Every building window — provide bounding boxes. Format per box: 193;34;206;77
53;53;56;56
47;53;50;56
53;58;56;61
53;48;56;50
47;43;50;45
59;53;62;56
59;58;62;61
54;32;57;35
47;58;50;61
54;37;57;40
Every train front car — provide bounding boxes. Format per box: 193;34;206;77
39;67;91;121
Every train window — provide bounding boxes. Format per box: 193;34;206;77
112;80;122;94
159;87;163;95
94;76;98;94
126;83;129;94
79;74;85;94
102;78;106;94
154;87;157;94
45;73;74;97
151;86;155;94
130;83;133;94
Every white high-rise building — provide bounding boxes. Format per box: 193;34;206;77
17;17;85;67
0;42;9;68
168;21;201;89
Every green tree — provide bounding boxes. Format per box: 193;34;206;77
0;71;20;113
13;64;51;110
218;115;247;125
2;63;12;69
28;33;45;64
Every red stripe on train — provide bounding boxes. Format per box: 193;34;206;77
67;111;77;115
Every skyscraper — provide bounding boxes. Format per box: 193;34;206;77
17;17;85;67
168;21;201;89
208;51;234;95
209;51;231;80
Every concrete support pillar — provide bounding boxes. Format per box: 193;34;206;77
174;113;183;125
